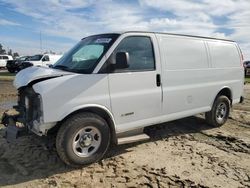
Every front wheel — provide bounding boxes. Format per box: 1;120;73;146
205;96;230;127
56;112;110;167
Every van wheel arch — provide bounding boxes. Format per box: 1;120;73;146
214;87;232;105
49;107;117;145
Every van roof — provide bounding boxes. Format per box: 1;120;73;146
0;54;12;57
89;31;235;43
33;54;61;56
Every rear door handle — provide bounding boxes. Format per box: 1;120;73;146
156;74;161;87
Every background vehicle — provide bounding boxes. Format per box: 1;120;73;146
0;55;13;68
243;61;250;76
19;54;62;70
2;31;244;167
6;56;31;73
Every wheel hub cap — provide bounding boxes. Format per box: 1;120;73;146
80;134;93;147
216;102;227;123
72;126;101;157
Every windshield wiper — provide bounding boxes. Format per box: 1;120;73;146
52;65;70;71
52;65;88;74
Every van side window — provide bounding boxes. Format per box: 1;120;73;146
43;55;50;61
0;56;2;59
3;56;8;60
101;36;155;73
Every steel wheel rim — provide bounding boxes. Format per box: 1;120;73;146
72;126;101;157
216;102;227;123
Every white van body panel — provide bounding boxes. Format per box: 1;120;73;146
207;41;241;68
29;54;62;67
0;55;13;67
47;55;62;64
32;74;111;123
13;31;244;136
156;35;243;118
157;35;211;116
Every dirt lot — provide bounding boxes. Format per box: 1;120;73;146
0;80;250;188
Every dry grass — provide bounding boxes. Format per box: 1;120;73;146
0;71;15;81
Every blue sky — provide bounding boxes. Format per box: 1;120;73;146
0;0;249;59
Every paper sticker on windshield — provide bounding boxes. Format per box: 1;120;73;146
95;38;112;43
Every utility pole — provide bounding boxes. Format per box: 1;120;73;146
40;31;42;53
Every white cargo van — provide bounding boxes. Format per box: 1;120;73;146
25;54;62;67
2;31;244;167
0;55;13;68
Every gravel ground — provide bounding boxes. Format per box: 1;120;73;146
0;81;249;188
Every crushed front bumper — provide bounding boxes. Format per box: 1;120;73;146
2;110;57;142
1;86;58;142
1;111;29;142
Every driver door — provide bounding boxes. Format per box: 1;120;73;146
106;34;162;132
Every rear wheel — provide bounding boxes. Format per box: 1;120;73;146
205;96;230;127
56;112;110;167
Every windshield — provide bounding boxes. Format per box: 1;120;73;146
53;34;119;74
18;56;29;61
29;55;43;61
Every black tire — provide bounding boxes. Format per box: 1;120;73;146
56;112;110;167
7;68;15;73
205;95;230;127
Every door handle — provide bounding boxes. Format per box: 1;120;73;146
156;74;161;87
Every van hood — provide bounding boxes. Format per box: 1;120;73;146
14;66;74;89
26;60;44;65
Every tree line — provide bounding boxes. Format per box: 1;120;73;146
0;43;19;58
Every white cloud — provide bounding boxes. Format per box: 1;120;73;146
139;0;250;59
0;18;20;26
0;36;73;55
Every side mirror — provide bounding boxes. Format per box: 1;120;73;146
115;52;129;69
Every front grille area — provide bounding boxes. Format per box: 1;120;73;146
16;87;42;127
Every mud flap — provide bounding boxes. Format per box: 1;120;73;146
240;96;244;103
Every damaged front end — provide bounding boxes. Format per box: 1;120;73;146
1;66;73;142
2;86;44;142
